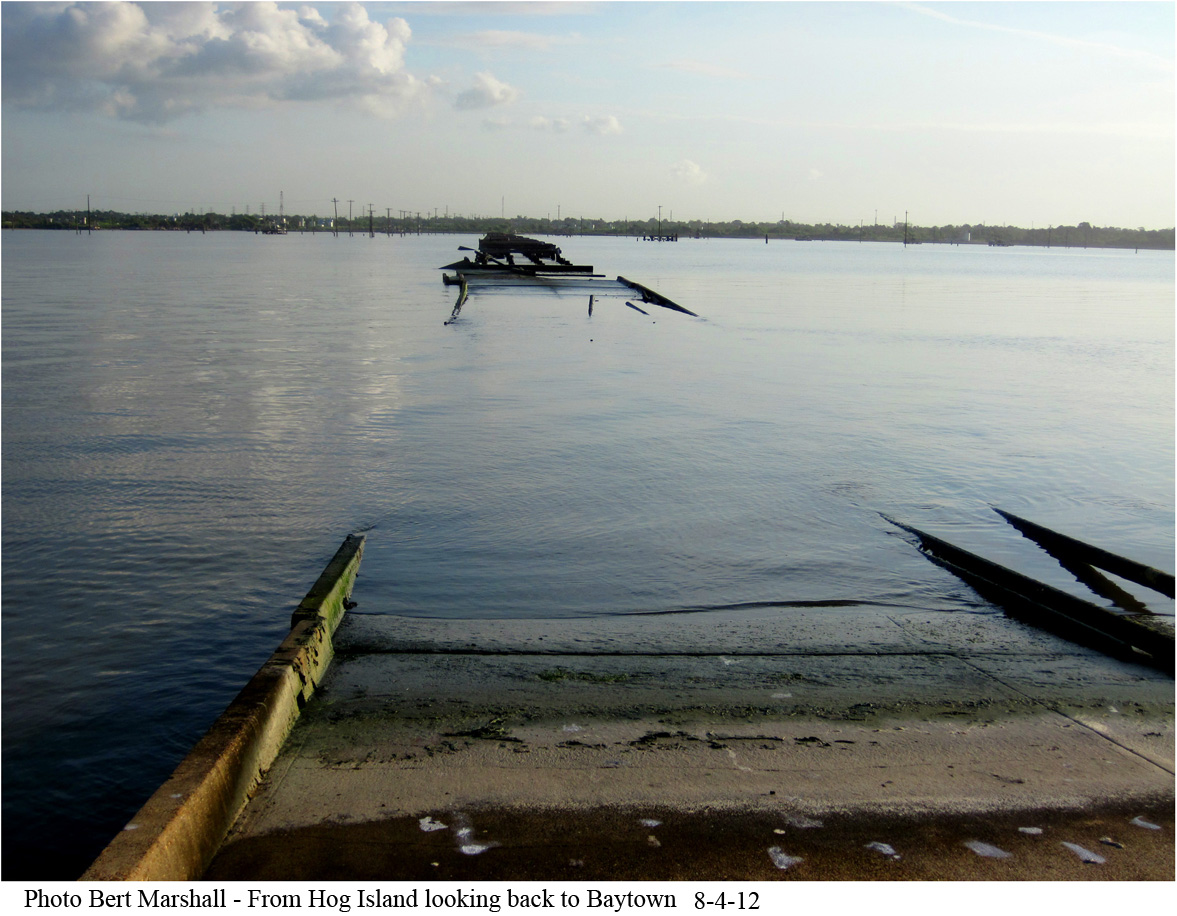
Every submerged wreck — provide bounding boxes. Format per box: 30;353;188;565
441;232;698;324
441;232;598;277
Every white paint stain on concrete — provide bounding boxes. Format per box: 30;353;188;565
965;840;1012;859
768;846;802;870
1130;816;1161;830
418;816;447;832
865;841;900;859
726;749;753;772
1061;842;1105;864
456;826;495;856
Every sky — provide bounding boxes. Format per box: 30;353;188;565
1;1;1173;228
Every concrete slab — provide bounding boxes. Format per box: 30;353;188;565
206;604;1174;880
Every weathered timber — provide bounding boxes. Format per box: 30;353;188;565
440;234;594;275
994;508;1175;598
445;275;469;325
885;517;1173;675
1053;553;1154;615
441;257;596;275
478;232;563;262
616;276;698;316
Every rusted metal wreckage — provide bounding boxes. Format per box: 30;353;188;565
441;233;698;324
887;509;1174;674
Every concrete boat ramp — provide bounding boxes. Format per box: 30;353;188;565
84;535;1174;881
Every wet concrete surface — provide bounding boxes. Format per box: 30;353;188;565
206;801;1173;881
206;605;1174;880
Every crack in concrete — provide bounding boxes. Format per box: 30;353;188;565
956;657;1175;777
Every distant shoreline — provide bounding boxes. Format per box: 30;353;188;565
4;223;1173;252
4;211;1173;251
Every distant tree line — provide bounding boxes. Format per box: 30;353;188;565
3;209;1172;250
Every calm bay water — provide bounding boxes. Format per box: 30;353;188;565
2;230;1173;877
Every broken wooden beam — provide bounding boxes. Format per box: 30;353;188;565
885;517;1173;675
444;274;468;325
994;508;1174;598
616;276;698;316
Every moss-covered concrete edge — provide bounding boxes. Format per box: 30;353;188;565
80;533;365;881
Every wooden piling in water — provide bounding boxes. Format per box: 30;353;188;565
444;275;469;325
886;517;1174;674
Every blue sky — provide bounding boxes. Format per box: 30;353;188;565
2;1;1173;227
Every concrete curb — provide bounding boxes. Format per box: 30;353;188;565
80;534;365;881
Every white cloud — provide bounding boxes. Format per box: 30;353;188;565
671;159;707;185
454;71;520;110
582;114;622;135
530;115;571;133
808;168;824;181
0;1;427;123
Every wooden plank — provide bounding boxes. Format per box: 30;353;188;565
885;517;1173;674
994;508;1174;598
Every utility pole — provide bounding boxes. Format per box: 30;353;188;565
386;208;392;237
348;200;354;237
87;194;92;235
332;198;339;237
